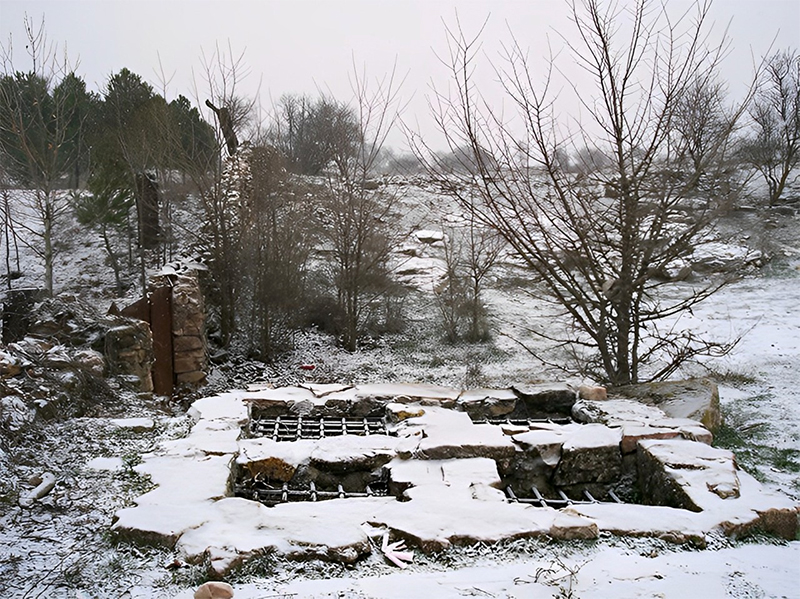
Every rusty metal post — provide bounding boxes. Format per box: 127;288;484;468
150;286;173;396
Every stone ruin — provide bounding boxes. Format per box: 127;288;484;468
112;381;798;577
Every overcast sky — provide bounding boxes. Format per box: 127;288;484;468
0;0;798;150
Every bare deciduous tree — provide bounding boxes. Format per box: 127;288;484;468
319;66;406;351
188;44;259;345
239;146;315;359
415;0;752;386
0;16;80;295
435;212;503;343
742;49;800;206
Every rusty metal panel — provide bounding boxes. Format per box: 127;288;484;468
149;286;173;396
120;296;151;323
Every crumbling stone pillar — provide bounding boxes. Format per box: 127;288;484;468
171;272;207;386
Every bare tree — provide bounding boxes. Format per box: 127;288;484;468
742;49;800;206
435;212;503;343
239;146;315;358
188;44;259;345
673;75;732;175
0;16;80;295
319;66;406;351
415;0;752;386
269;94;360;175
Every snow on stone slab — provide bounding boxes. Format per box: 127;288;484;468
457;387;517;418
85;456;125;471
638;439;741;511
676;424;713;444
345;383;461;403
562;422;622;450
458;388;517;402
388;457;503;495
112;501;218;547
572;398;668;427
236;438;316;481
512;428;570;467
440;457;503;490
176;496;382;575
108;417;155;431
387;458;445;491
188;392;248;424
565;503;708;545
370;493;596;552
619;425;681;454
309;434;399;471
243;385;318;404
402;408;516;460
132;454;233;505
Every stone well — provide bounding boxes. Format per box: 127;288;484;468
112;382;799;577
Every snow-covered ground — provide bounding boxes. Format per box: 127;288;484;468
0;182;798;597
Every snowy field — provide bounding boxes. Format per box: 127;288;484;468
0;182;798;598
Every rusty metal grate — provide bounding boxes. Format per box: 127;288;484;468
235;479;390;507
505;485;624;507
250;416;389;441
471;417;574;426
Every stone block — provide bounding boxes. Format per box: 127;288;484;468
637;439;740;512
554;424;622;486
511;383;576;418
174;350;206;374
174;335;204;352
620;425;681;454
457;388;517;419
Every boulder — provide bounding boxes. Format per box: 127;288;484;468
577;385;607;401
194;582;234;599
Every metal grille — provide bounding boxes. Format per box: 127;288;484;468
250;416;388;441
505;485;624;507
235;480;389;506
471;417;573;426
